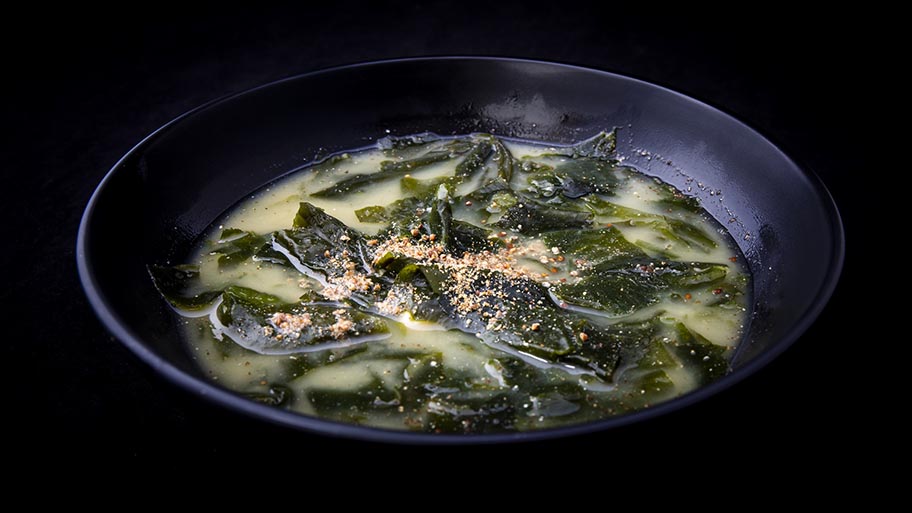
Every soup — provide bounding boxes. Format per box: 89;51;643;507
150;131;750;433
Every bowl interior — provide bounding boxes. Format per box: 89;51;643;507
78;58;842;440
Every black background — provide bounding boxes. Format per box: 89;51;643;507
6;3;869;463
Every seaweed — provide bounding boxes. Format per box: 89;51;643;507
148;130;747;433
216;286;389;355
312;138;475;197
148;264;221;311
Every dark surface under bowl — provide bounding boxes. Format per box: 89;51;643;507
77;57;843;443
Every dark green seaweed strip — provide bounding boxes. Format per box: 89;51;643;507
148;264;221;311
312;139;475;198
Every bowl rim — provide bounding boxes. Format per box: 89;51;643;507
76;56;845;444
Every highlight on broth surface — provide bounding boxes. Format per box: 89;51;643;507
150;131;750;433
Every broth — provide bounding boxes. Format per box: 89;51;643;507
151;131;750;433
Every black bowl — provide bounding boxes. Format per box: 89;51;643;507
77;57;843;443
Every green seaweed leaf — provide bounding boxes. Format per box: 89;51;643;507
425;391;517;434
400;175;450;198
540;130;617;159
148;264;221;311
551;261;728;316
527;158;620;199
582;197;717;253
210;228;268;268
426;268;624;378
542;227;647;268
244;385;294;407
216;286;389;355
454;140;494;179
355;197;425;225
543;227;726;315
259;203;369;278
377;132;442;155
490;136;516;182
650;178;703;214
668;323;728;385
312;139;473;198
494;200;592;234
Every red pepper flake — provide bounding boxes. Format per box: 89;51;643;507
729;256;738;262
579;332;589;342
605;223;613;227
684;293;692;300
712;288;723;295
550;267;559;273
